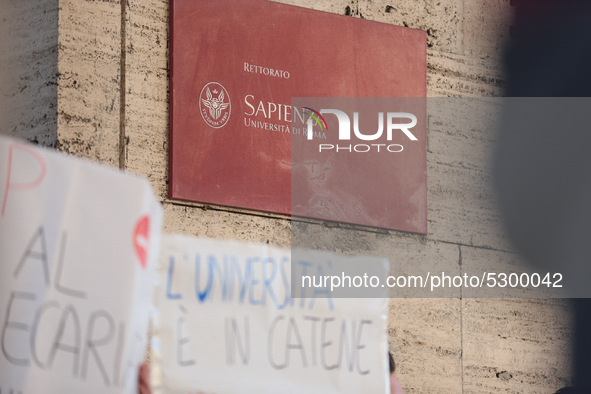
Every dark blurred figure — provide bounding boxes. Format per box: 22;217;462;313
496;1;591;393
389;352;405;394
555;388;575;394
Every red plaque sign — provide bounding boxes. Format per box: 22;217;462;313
170;0;427;233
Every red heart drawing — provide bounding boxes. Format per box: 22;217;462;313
133;215;150;269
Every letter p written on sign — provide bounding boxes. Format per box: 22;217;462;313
1;144;47;217
133;215;150;270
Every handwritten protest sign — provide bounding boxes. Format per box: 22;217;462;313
0;136;163;393
151;235;389;394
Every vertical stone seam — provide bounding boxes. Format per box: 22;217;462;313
460;0;465;56
118;0;127;169
458;244;464;393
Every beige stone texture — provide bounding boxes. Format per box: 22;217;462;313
427;51;504;97
123;0;169;193
460;244;573;391
390;298;463;393
463;298;573;393
163;203;292;247
0;0;58;146
359;0;463;54
463;0;513;61
2;0;575;392
427;98;506;250
56;0;122;166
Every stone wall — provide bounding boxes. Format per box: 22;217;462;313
0;0;58;146
0;0;574;392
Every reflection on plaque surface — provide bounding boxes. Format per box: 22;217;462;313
170;0;427;233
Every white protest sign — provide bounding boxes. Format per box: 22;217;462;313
0;136;163;393
151;234;389;394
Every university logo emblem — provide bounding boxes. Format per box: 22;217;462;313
199;82;231;128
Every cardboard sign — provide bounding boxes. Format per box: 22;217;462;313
0;136;163;393
151;235;390;394
169;0;427;232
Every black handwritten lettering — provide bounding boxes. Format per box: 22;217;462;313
338;320;355;372
5;297;131;386
286;317;307;368
1;291;36;366
320;317;337;370
13;227;49;286
177;315;195;366
81;310;115;386
303;316;320;366
30;300;60;369
356;320;371;375
54;232;86;299
112;322;126;386
267;315;286;369
225;317;250;365
46;305;81;376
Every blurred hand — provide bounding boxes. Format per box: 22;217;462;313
139;363;152;394
390;373;405;394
